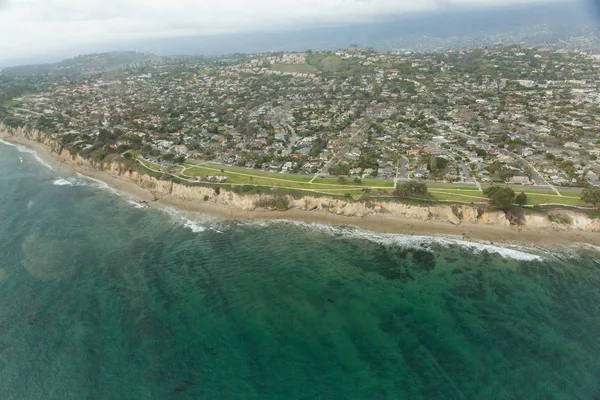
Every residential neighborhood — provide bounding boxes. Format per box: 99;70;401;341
2;46;600;194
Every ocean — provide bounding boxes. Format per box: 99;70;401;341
1;142;600;399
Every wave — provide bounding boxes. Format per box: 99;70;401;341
76;173;117;193
160;207;219;233
184;220;207;233
239;219;544;262
52;177;89;187
0;139;54;170
127;199;147;209
52;178;73;186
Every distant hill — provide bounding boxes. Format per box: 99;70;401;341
107;2;595;56
1;1;597;67
1;51;158;77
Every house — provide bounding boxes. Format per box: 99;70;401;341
498;154;513;163
174;145;189;155
508;176;531;185
281;162;295;172
564;142;581;149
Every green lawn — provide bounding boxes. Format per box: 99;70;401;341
139;159;166;171
430;190;488;203
310;178;394;188
270;64;318;73
183;166;365;191
2;100;22;107
142;157;588;207
315;55;343;72
525;194;586;206
430;188;586;207
426;184;481;191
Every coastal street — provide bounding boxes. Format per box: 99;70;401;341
310;122;369;183
3;46;597;211
282;124;298;156
135;155;586;207
397;156;409;181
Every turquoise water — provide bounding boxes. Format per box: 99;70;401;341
1;142;600;399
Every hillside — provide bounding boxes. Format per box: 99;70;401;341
0;51;158;77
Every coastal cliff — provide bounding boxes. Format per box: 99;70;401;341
3;124;600;234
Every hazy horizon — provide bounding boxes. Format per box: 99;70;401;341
1;0;590;66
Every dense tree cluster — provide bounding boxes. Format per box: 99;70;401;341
394;182;429;199
483;186;516;210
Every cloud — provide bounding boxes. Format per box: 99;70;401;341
0;0;572;63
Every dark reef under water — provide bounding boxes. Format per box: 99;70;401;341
1;143;600;399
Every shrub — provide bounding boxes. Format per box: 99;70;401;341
395;181;429;198
515;191;528;206
257;196;290;211
483;186;515;211
548;213;573;225
582;187;600;207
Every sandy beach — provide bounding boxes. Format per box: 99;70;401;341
3;132;600;248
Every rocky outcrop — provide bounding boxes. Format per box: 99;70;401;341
2;123;599;233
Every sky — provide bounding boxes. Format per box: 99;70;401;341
0;0;574;62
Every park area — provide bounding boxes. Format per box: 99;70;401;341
137;157;588;207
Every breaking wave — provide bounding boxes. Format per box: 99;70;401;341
240;219;544;262
160;207;219;233
52;178;72;186
52;177;89;187
0;139;54;170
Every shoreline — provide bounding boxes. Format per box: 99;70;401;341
3;133;600;247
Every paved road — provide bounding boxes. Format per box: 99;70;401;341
499;149;561;195
311;123;368;182
201;160;582;193
13;107;44;117
282;124;298;156
459;161;471;182
397;156;409;181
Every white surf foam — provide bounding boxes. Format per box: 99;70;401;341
52;178;73;186
127;199;147;209
240;219;543;262
76;173;120;195
0;139;54;170
51;176;89;187
161;207;215;233
184;220;207;233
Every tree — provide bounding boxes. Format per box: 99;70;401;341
475;148;487;157
353;177;362;185
395;181;429;198
582;187;600;207
515;191;528;206
484;186;515;210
